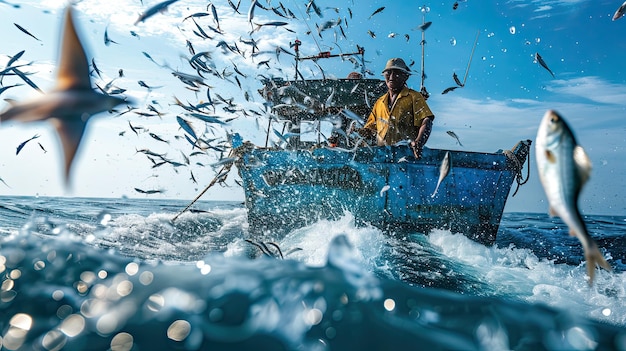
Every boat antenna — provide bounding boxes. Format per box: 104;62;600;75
293;38;301;80
289;0;323;79
419;5;430;99
462;30;480;86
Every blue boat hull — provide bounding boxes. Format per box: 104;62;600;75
235;141;531;246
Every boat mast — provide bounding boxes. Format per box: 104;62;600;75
419;5;430;99
293;39;301;80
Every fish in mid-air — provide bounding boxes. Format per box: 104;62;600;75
13;23;41;41
446;130;463;146
441;86;459;95
431;151;450;198
379;184;390;197
15;133;40;155
613;1;626;21
535;110;611;285
534;52;555;78
135;0;180;25
368;6;385;19
0;6;127;183
415;21;432;31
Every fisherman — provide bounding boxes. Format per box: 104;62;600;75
357;58;434;159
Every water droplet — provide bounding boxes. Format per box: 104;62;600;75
450;37;456;46
10;313;33;330
125;262;139;276
420;6;430;13
167;320;191;342
384;298;396;311
509;26;516;34
535;37;541;44
42;329;67;350
59;314;85;337
110;332;134;351
305;308;323;325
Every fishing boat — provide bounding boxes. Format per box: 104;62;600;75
230;34;531;246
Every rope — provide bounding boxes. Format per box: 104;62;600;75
171;141;254;222
503;140;531;197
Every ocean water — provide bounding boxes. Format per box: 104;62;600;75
0;195;625;350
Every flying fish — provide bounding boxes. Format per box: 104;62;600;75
535;110;612;285
441;86;459;95
368;6;385;19
104;26;118;46
134;187;165;194
431;151;451;198
535;52;555;78
446;130;463;146
14;23;41;41
613;1;626;21
415;21;432;31
16;134;40;155
453;72;463;87
135;0;180;25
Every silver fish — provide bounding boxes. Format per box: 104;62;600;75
379;184;390;197
416;21;432;31
431;151;450;198
135;0;179;25
613;1;626;21
453;72;463;87
10;67;42;93
446;130;463;146
324;88;335;109
176;116;197;140
368;6;385;19
0;83;22;96
5;50;25;69
441;86;459;95
16;133;40;155
535;110;611;285
0;176;10;188
0;6;126;182
535;52;555;78
134;187;165;194
14;23;41;41
104;26;118;46
207;3;221;31
248;0;259;27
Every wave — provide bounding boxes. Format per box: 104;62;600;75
0;224;623;350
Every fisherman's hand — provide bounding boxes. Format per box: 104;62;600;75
410;141;423;160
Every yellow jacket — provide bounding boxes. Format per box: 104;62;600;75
363;87;434;146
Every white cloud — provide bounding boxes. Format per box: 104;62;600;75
548;76;626;105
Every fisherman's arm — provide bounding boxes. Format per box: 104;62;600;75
355;111;377;142
410;117;432;159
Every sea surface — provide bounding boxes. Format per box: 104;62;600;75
0;195;625;350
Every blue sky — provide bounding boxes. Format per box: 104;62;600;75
0;0;625;215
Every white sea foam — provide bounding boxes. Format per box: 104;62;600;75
278;212;387;270
428;229;626;326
